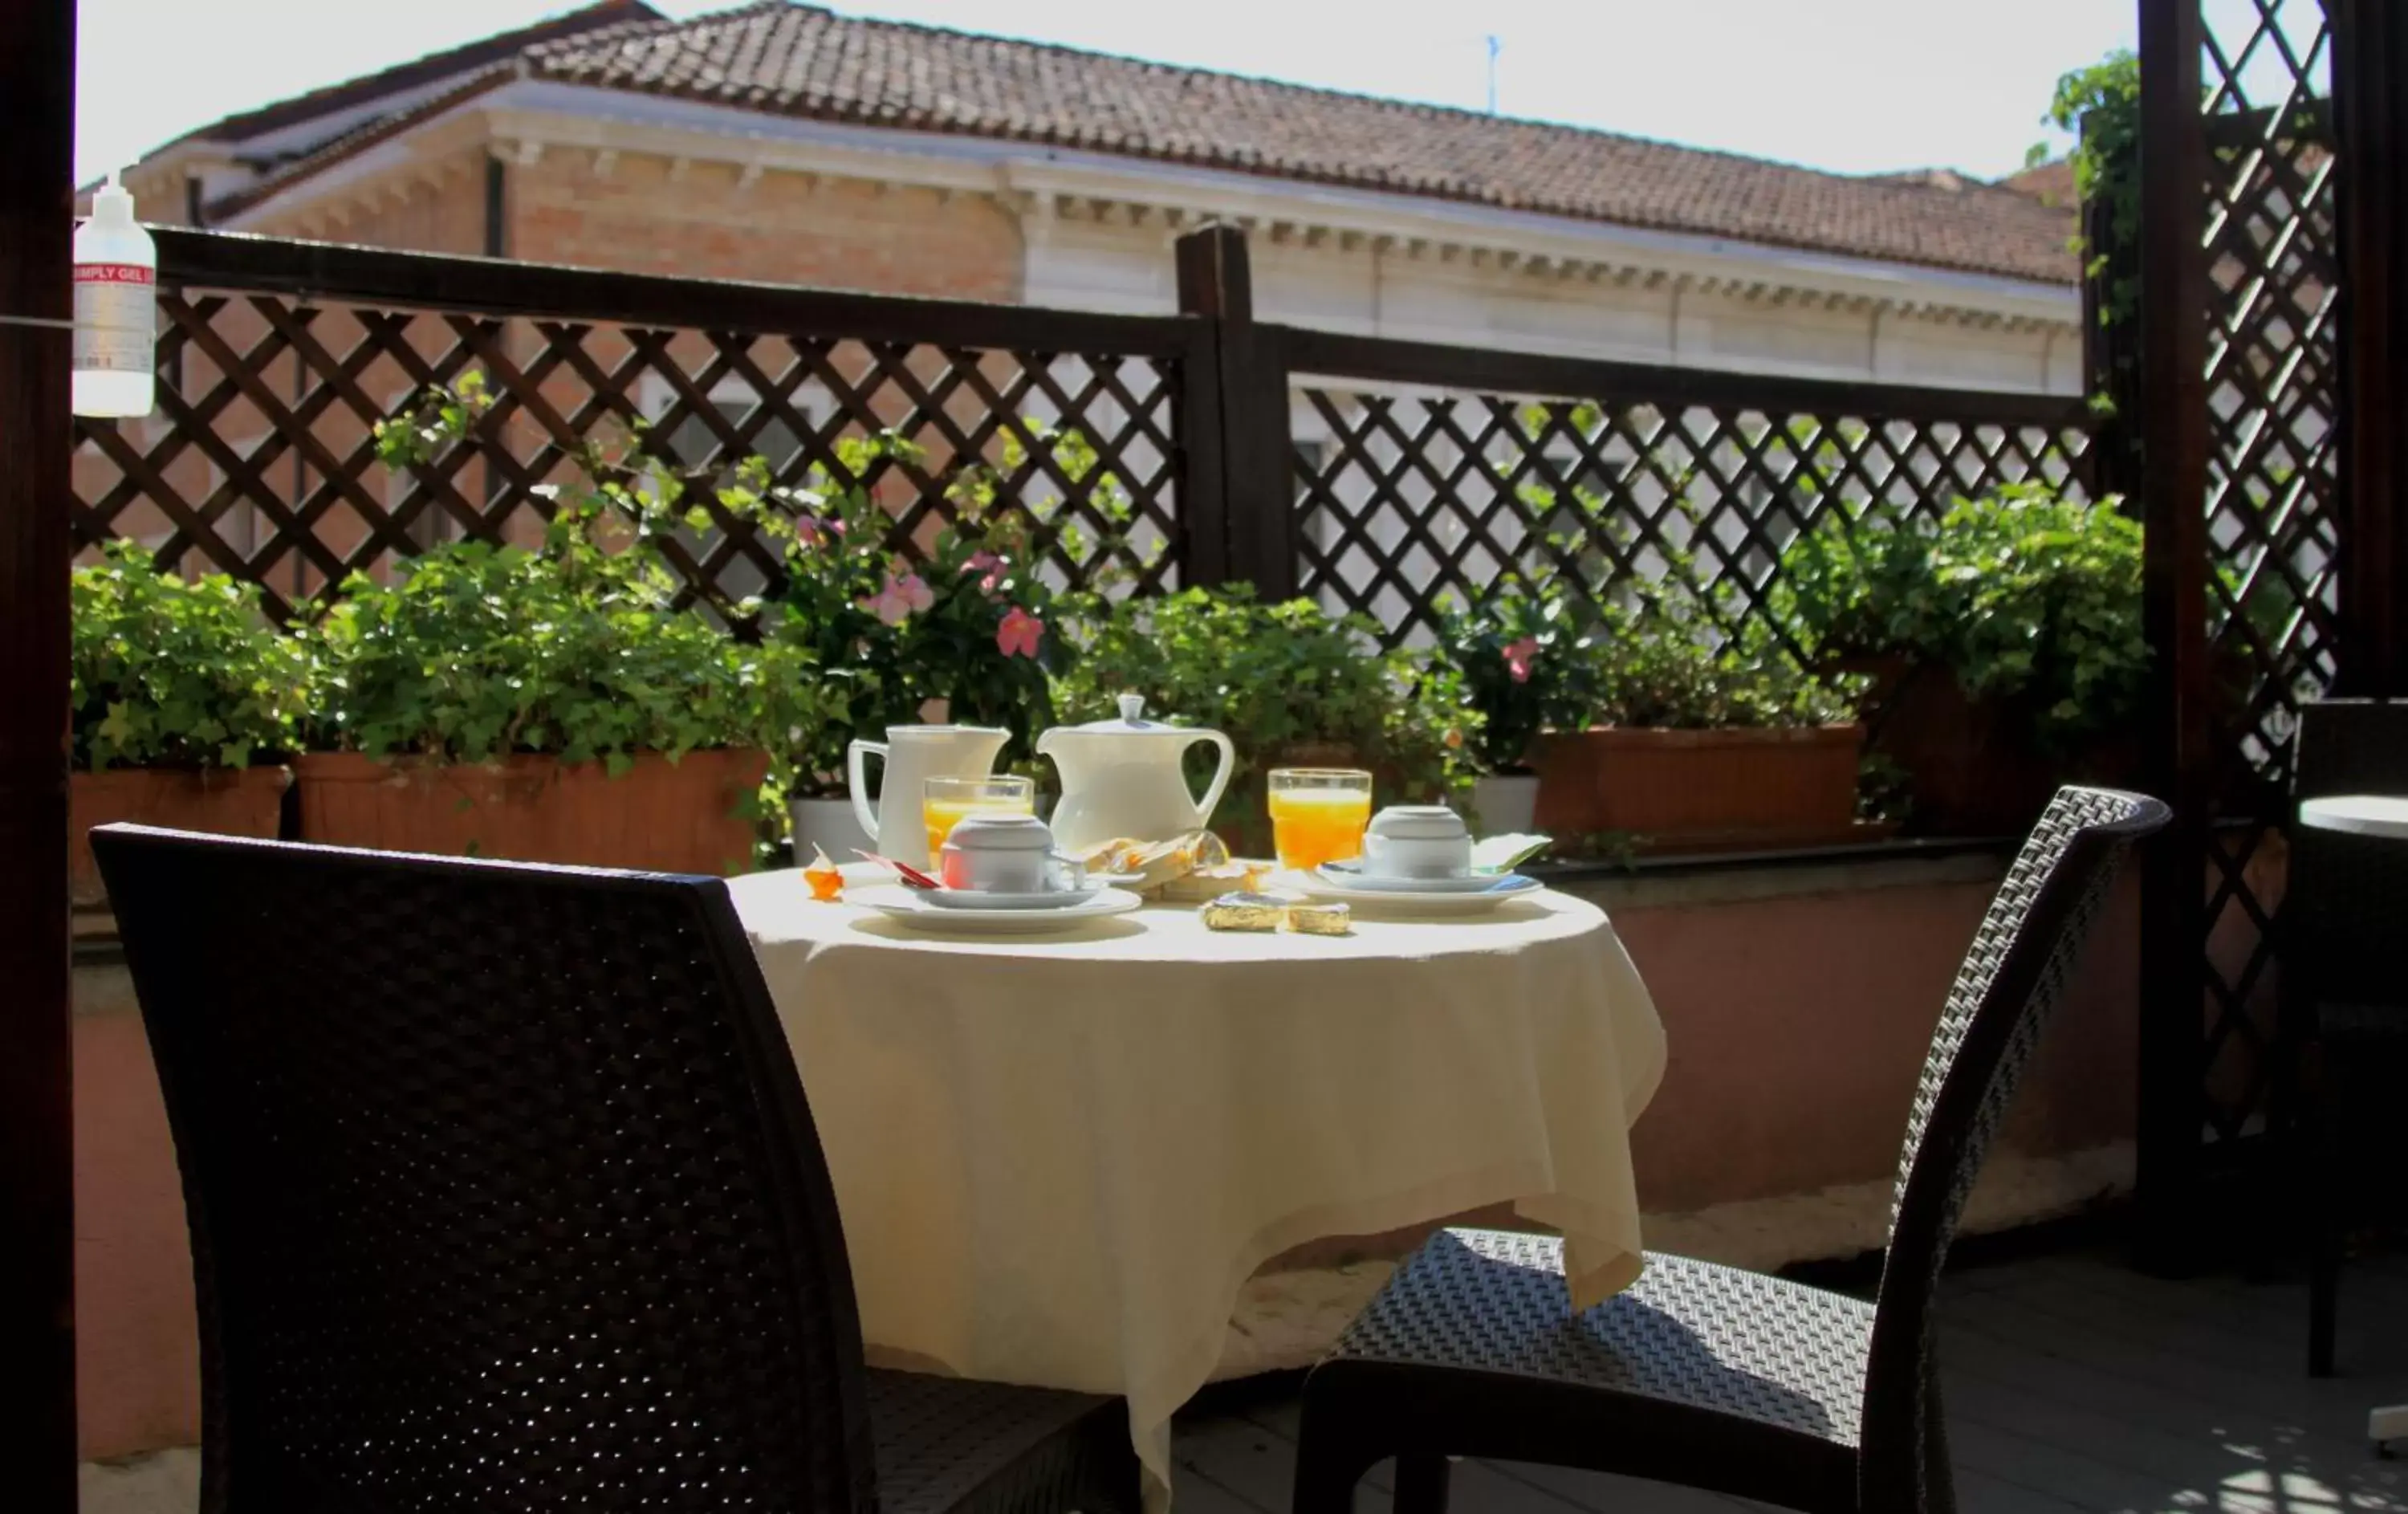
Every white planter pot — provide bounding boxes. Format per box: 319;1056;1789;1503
1470;772;1540;836
790;796;874;865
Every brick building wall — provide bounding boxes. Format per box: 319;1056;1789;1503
247;152;490;256
507;149;1025;301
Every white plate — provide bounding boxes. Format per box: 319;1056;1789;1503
1315;862;1503;894
1290;871;1544;915
921;883;1105;911
855;885;1144;934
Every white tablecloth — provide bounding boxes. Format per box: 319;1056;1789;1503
730;874;1666;1506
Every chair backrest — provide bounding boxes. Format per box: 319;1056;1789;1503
2294;698;2408;798
1857;787;2168;1514
93;824;877;1514
2286;698;2408;1008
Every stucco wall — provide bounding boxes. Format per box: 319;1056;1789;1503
1606;864;2138;1215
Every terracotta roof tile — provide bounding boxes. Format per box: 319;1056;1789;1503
526;2;2078;286
173;1;662;149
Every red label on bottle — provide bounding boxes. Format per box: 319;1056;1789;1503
75;263;155;285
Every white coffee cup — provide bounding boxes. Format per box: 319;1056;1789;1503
1359;806;1474;879
939;813;1081;893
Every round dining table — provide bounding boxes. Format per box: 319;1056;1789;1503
728;871;1667;1508
2298;797;2408;1451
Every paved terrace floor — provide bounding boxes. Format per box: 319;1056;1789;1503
1174;1245;2408;1514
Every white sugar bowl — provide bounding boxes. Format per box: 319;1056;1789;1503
938;813;1079;893
1359;805;1474;880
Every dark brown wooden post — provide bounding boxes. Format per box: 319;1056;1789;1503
2333;0;2408;696
0;0;79;1504
1175;226;1295;596
1172;230;1230;587
2133;0;2213;1271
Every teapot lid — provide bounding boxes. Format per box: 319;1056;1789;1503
1060;693;1198;735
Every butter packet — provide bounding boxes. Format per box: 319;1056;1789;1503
1284;900;1352;936
1154;858;1273;903
1200;891;1287;931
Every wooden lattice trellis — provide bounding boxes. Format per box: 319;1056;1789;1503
76;231;2105;682
2200;40;2341;1151
1279;332;2095;649
2189;0;2339;1154
71;234;1195;622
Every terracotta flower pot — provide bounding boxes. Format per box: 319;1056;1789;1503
1533;725;1865;854
69;764;293;914
1837;659;2138;836
295;749;771;876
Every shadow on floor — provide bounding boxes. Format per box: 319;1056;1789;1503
1175;1247;2408;1514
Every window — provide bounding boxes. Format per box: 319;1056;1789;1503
1296;433;1340;560
1524;442;1627;588
634;374;836;606
637;372;830;479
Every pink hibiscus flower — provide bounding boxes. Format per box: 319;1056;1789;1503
961;551;1005;592
861;570;934;626
996;605;1044;659
1503;636;1540;685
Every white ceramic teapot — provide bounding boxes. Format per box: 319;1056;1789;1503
1037;694;1237;853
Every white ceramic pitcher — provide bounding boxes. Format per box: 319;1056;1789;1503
847;724;1010;869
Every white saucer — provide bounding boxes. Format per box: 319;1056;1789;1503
921;883;1104;911
1315;861;1502;895
855;885;1143;934
1292;870;1544;916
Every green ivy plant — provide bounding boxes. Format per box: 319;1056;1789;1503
302;539;819;770
2036;49;2139;409
1577;578;1861;731
1051;586;1475;845
314;375;828;772
1433;576;1597;773
1775;484;2146;753
71;540;311;771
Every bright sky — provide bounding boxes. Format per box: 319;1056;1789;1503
75;0;2138;190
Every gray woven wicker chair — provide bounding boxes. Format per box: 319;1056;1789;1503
92;824;1140;1514
1291;785;2167;1514
2285;698;2408;1377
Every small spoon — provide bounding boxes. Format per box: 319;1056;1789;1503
853;849;942;890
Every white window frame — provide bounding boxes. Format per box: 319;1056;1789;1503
635;372;835;477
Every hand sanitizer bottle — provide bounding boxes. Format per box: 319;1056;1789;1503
73;171;157;418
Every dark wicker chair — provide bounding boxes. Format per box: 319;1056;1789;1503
2284;699;2408;1377
1291;785;2168;1514
92;824;1140;1514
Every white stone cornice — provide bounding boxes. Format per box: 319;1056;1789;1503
484;79;2077;330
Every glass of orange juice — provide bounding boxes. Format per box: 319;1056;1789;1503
923;775;1036;860
1267;768;1374;873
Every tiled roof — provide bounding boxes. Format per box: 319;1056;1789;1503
524;2;2079;286
2001;160;2078;206
171;1;660;150
205;71;518;220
